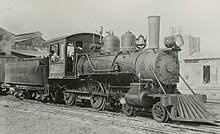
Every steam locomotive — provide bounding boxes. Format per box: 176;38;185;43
2;16;214;123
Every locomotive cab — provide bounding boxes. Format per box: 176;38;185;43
48;33;100;79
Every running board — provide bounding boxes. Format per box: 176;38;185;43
151;94;215;123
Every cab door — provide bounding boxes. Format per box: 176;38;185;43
49;41;66;78
65;40;84;78
65;40;76;77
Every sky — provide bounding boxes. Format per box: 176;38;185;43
0;0;220;52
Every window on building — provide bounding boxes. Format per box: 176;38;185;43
203;65;210;84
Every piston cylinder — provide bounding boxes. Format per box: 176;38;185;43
125;83;152;108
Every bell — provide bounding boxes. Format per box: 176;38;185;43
136;34;146;49
136;34;146;46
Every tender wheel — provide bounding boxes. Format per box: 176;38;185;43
63;92;76;106
122;103;134;116
24;91;34;99
89;81;106;111
152;102;168;123
0;88;7;95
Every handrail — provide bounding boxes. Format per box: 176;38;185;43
82;53;114;73
179;74;196;95
150;67;167;94
110;51;122;69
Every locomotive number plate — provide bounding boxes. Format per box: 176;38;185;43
50;64;64;73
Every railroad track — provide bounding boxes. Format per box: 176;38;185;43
1;96;220;134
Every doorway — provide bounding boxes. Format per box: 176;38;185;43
203;65;210;84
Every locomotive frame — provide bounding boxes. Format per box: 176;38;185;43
2;16;215;124
45;32;213;123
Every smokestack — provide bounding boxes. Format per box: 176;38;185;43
148;16;160;49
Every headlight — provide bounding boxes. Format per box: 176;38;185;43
175;35;184;47
164;35;184;48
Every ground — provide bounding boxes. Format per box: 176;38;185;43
0;95;220;134
0;108;145;134
0;96;152;134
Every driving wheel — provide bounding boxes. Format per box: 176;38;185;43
89;81;106;111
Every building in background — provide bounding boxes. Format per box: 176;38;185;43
183;52;220;102
170;28;200;65
179;35;200;76
172;27;220;102
0;27;48;58
184;52;220;87
0;27;15;55
14;31;46;52
171;28;201;89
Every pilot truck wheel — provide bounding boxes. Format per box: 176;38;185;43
122;103;134;116
152;102;169;123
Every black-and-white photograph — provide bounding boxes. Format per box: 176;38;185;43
0;0;220;133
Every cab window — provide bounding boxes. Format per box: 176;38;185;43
59;42;65;60
67;41;75;57
76;41;83;50
50;43;60;62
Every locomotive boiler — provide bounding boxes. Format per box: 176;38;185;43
5;16;214;124
76;31;180;115
60;16;212;123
